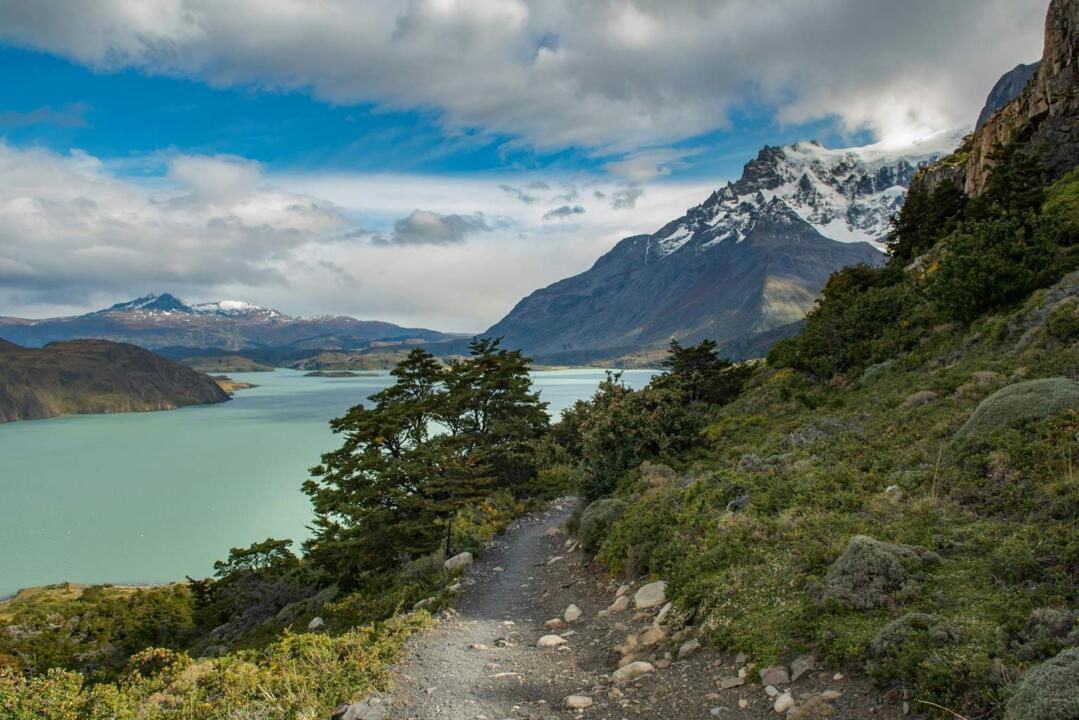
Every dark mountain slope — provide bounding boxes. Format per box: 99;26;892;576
0;339;230;423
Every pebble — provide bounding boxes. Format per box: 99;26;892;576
611;661;654;684
739;699;749;709
774;693;795;713
718;676;745;689
790;655;814;682
564;604;582;623
467;643;488;650
564;695;593;709
307;616;325;631
678;639;701;659
609;595;631;613
759;666;790;686
764;685;780;698
537;635;567;648
616;584;632;597
545;618;564;629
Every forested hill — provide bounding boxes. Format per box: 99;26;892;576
0;339;230;423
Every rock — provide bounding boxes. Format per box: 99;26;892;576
764;685;780;698
739;699;749;709
821;690;842;700
446;582;462;593
612;661;655;684
412;597;436;611
759;666;790;686
634;581;667;609
823;535;939;610
656;658;672;669
307;616;325;631
654;601;673;625
718;676;745;689
331;697;390;720
678;639;701;659
467;643;488;650
545;618;565;629
616;584;632;597
790;654;814;681
774;693;795;713
537;634;567;648
832;673;844;681
735;652;749;665
443;551;473;571
564;695;593;709
608;687;624;700
609;595;631;613
638;626;667;646
546;526;563;537
565;604;582;623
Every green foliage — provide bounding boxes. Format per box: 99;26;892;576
1004;647;1079;720
578;498;627;556
0;613;428;720
954;378;1079;439
304;340;549;586
1047;299;1079;341
213;538;298;579
0;585;196;683
886;180;968;265
822;535;940;611
655;339;753;405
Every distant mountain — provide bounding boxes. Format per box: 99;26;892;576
0;339;229;423
976;62;1040;129
487;130;964;362
0;293;455;352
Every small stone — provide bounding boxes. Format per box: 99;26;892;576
634;581;667;609
655;658;672;669
446;582;462;593
739;699;749;709
759;666;790;686
609;595;631;613
718;676;745;689
443;551;473;571
565;604;582;623
765;685;780;698
790;655;814;682
307;616;325;631
546;526;562;537
735;652;748;665
412;597;436;611
468;643;488;650
706;693;722;701
832;673;844;681
616;584;632;597
608;688;624;700
654;602;673;625
537;634;567;648
678;639;701;659
638;626;667;646
612;661;655;684
774;693;795;713
821;690;842;700
564;695;593;709
545;618;565;629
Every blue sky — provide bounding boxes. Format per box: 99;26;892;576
0;0;1045;329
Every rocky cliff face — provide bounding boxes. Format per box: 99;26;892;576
976;62;1041;129
0;339;230;423
485;133;962;362
924;0;1079;195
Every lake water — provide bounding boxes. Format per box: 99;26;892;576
0;368;654;596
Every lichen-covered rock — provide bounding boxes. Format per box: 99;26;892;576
1004;647;1079;720
823;535;940;610
579;498;627;555
955;378;1079;439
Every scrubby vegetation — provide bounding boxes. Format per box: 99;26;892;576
1;338;556;718
553;144;1079;716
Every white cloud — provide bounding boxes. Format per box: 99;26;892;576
0;0;1046;151
0;142;712;330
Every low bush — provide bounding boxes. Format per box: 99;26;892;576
578;498;627;556
954;378;1079;438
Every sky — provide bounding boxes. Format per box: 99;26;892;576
0;0;1047;332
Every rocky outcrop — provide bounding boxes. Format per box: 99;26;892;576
0;339;230;422
921;0;1079;195
976;62;1040;129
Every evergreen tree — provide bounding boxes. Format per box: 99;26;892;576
656;339;752;405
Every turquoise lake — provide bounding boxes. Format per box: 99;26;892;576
0;368;654;596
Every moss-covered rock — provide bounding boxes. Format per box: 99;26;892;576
955;378;1079;438
1004;647;1079;720
823;535;940;610
579;498;627;555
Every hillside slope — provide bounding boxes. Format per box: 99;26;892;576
0;339;230;422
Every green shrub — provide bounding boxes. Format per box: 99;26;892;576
578;498;627;556
1047;299;1079;341
955;378;1079;438
867;613;961;684
823;535;939;610
1004;647;1079;720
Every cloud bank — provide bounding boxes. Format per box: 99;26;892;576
0;0;1045;151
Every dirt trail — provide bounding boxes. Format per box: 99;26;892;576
390;502;907;720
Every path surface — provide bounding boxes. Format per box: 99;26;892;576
390;502;906;720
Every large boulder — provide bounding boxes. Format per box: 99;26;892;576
634;581;667;609
823;535;940;610
955;378;1079;439
443;551;473;572
578;498;627;555
1004;647;1079;720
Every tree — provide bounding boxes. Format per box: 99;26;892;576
655;339;752;406
303;342;549;585
213;538;298;579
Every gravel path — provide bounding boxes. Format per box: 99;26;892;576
389;501;907;720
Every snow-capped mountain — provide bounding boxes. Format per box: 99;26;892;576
486;130;967;362
0;293;452;351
